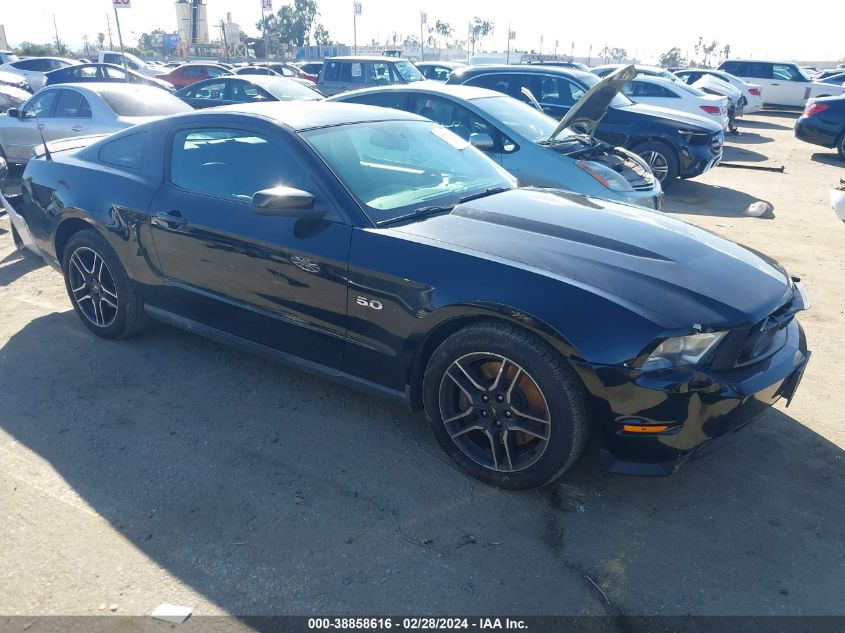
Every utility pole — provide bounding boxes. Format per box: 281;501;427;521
113;7;127;69
220;21;230;63
106;13;114;49
353;2;361;55
53;14;61;55
419;11;426;62
83;34;90;57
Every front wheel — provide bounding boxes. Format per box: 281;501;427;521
631;141;679;189
837;132;845;160
62;229;148;339
423;321;589;490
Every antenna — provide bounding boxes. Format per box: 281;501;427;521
33;112;53;162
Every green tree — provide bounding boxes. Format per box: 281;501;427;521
609;47;627;62
257;0;320;48
702;40;719;67
469;17;494;57
313;23;332;46
19;41;58;56
658;47;686;69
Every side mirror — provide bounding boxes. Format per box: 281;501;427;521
251;186;322;217
6;108;20;119
469;132;495;151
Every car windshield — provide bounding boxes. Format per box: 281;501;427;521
302;119;516;223
256;78;322;100
473;96;557;141
395;61;423;82
578;73;634;107
100;88;193;116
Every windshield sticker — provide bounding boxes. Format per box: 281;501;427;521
431;126;470;150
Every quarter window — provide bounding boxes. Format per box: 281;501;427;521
99;132;147;170
323;61;340;81
170;128;320;203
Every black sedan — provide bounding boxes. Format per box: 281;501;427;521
175;75;322;109
795;95;845;159
45;63;175;92
447;65;724;188
11;102;810;488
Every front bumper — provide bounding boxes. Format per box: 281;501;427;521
585;318;810;476
679;138;723;179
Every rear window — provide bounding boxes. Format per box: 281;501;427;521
100;89;192;117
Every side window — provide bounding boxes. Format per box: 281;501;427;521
346;91;410;111
170;128;322;203
465;73;530;101
189;81;227;101
340;62;365;84
230;82;264;102
22;89;59;118
538;77;585;106
369;62;398;85
99;132;146;170
79;66;98;78
774;64;803;81
13;59;39;70
103;53;120;64
748;63;772;79
323;61;340;81
207;66;227;78
54;90;84;117
184;66;205;76
411;95;496;145
103;66;127;80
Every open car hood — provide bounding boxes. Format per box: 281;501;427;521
548;65;635;141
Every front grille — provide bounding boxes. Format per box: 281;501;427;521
734;292;797;367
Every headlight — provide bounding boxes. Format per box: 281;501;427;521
641;332;727;372
575;160;633;192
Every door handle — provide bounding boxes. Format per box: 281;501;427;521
771;82;780;86
154;210;188;227
71;126;83;132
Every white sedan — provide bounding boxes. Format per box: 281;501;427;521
0;57;79;91
0;83;192;165
622;76;729;130
674;68;764;114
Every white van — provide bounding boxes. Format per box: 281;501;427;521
718;60;844;107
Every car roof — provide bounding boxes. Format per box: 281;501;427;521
41;82;167;95
325;56;410;63
722;59;796;65
416;61;464;68
454;64;595;81
335;82;499;101
211;100;424;130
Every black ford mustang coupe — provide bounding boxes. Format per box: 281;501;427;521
11;102;810;489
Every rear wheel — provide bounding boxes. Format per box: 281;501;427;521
423;321;588;490
631;141;679;189
62;229;148;339
837;132;845;160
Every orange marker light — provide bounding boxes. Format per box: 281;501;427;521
623;425;670;434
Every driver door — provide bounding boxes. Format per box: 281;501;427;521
4;88;60;163
148;124;352;368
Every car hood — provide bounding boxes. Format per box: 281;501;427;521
390;189;790;328
549;65;636;140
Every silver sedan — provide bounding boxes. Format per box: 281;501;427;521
0;83;191;165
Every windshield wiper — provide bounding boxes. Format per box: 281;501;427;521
458;187;512;204
377;204;456;227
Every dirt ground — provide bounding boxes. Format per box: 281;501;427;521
1;111;844;625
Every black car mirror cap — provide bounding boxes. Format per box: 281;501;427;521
469;132;495;151
251;186;323;218
6;108;20;119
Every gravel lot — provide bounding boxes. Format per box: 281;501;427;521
1;110;843;624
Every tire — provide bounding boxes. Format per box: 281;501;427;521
423;321;589;490
62;228;148;339
631;140;679;189
837;132;845;161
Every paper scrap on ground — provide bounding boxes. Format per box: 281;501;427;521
151;603;193;624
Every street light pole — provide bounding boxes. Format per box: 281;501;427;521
113;7;127;70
